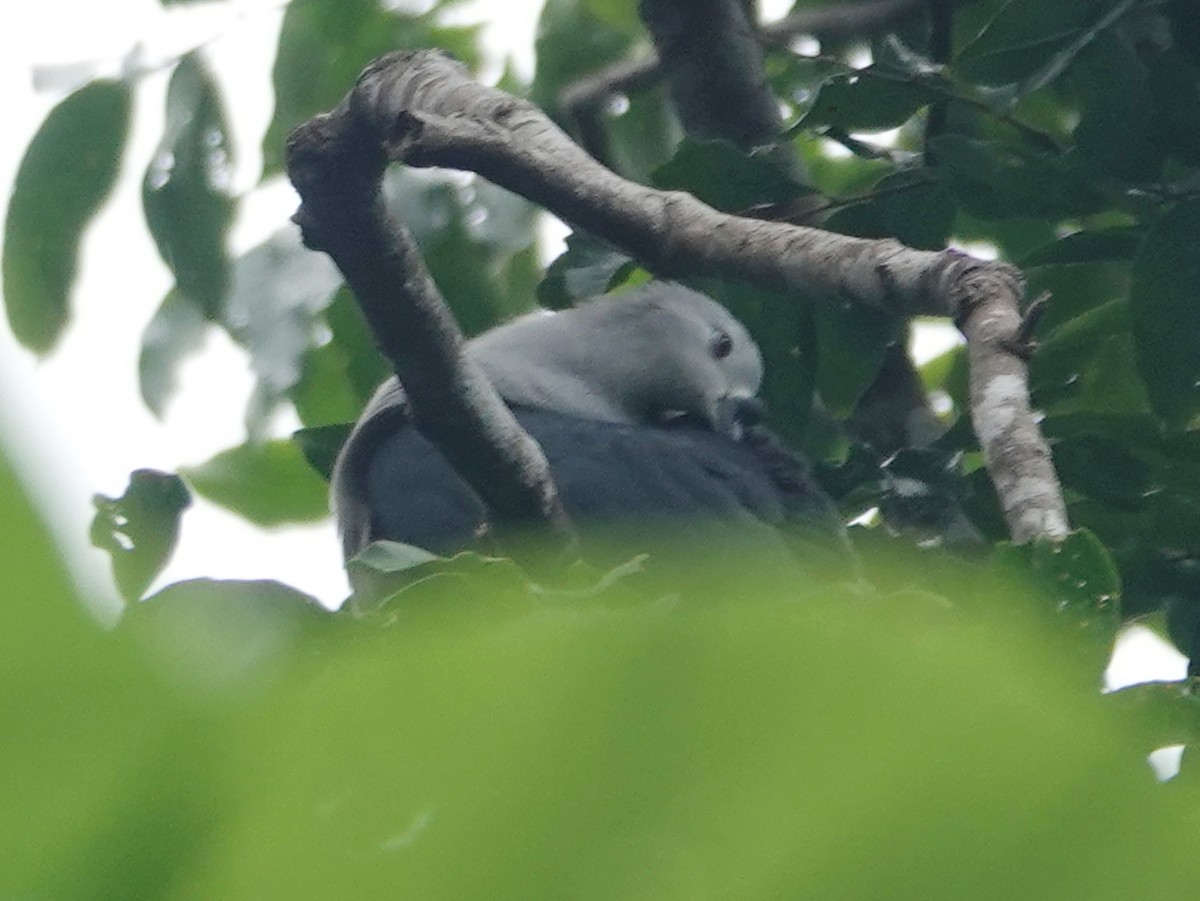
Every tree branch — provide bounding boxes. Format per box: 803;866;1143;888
285;96;578;569
638;0;795;174
343;49;1068;545
560;0;927;127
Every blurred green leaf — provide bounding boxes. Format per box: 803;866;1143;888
182;440;330;525
1033;304;1152;418
539;232;636;310
130;578;328;693
293;423;350;481
1130;201;1200;429
91;469;192;603
652;138;810;212
531;0;640;117
1147;49;1200;168
1070;31;1162;181
138;287;210;418
932;135;1108;219
263;0;480;177
1032;530;1122;626
191;558;1200;898
143;53;235;319
321;286;393;409
812;301;901;418
956;0;1136;90
381;170;539;336
221;225;343;433
1020;228;1143;268
290;341;366;429
3;79;130;353
800;66;938;132
0;446;228;901
826;170;954;250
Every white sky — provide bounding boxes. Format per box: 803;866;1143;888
0;0;1187;697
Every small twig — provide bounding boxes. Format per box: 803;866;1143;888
1000;291;1051;361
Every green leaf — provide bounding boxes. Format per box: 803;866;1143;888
143;53;235;319
1032;300;1152;418
0;448;226;901
539;233;636;310
1147;50;1200;168
825;170;953;250
1020;227;1143;268
956;0;1135;90
129;578;327;691
263;0;480;177
222;225;342;432
1027;529;1123;655
800;66;938;132
292;424;350;481
812;301;900;418
1130;201;1200;428
90;470;192;604
138;288;211;418
380;170;539;336
931;135;1108;219
651;138;810;213
530;0;639;117
191;560;1200;897
3;79;130;352
181;440;330;526
1054;436;1152;509
1070;31;1162;181
321;286;392;409
290;343;367;430
1168;0;1200;67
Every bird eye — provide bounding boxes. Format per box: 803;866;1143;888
710;330;734;359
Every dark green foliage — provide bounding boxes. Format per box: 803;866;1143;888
91;469;191;603
3;79;130;352
262;0;481;177
143;53;235;320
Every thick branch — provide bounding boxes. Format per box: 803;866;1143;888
638;0;793;172
351;49;1068;545
285;101;577;567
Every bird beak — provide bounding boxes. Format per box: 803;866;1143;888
713;394;765;440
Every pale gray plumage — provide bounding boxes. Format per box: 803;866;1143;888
331;282;841;569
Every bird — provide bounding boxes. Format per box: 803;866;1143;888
330;282;849;581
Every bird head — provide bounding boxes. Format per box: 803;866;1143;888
469;282;765;440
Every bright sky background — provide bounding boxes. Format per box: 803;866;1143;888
0;0;1187;701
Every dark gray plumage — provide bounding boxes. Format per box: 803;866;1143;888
331;283;846;574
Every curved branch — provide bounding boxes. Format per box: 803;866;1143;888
285;100;578;569
343;49;1068;545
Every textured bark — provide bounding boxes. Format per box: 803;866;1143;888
293;49;1068;546
286;101;578;568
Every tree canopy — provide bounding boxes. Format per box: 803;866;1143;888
3;0;1200;896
